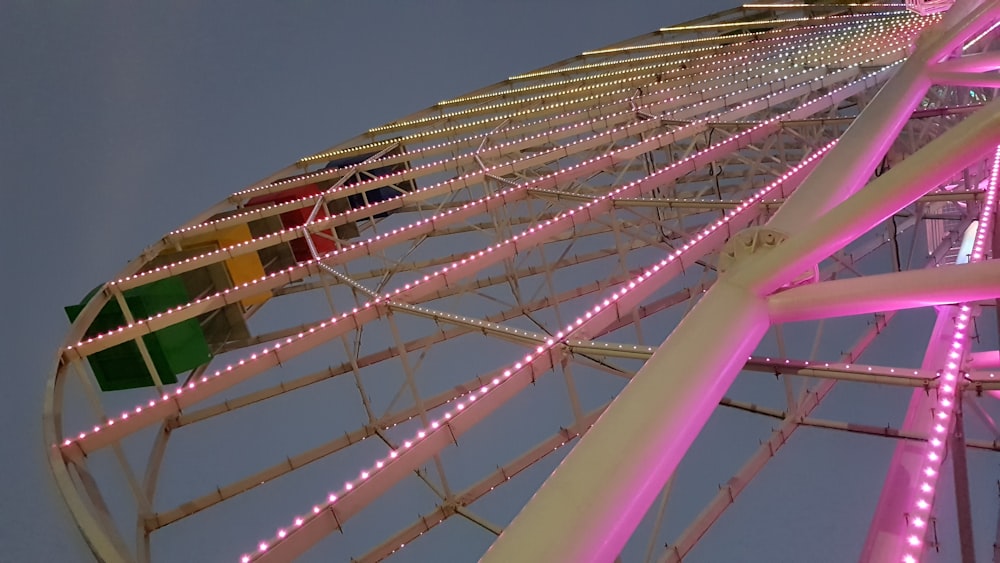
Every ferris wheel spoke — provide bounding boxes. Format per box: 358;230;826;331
355;404;607;562
149;361;516;532
655;304;904;562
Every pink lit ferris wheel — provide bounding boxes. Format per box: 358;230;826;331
46;2;1000;561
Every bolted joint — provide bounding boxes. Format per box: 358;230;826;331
718;227;789;275
719;226;818;289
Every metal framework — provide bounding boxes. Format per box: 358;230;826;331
45;1;1000;561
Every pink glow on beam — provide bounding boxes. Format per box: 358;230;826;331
895;146;1000;559
240;119;844;563
218;37;936;559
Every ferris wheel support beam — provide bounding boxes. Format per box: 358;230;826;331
483;67;1000;563
734;105;1000;297
483;280;772;563
767;259;1000;323
658;307;900;563
862;305;969;562
249;126;822;557
929;70;1000;87
950;392;977;563
45;388;132;563
768;0;1000;234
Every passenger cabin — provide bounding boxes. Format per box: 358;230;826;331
67;147;415;390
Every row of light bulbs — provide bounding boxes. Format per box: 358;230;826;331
901;146;1000;563
87;41;918;367
301;10;912;164
513;11;909;80
191;18;920;256
246;23;845;202
61;46;897;458
239;120;843;562
390;12;916;133
61;28;930;559
430;15;900;113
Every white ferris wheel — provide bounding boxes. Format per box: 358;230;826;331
46;1;1000;561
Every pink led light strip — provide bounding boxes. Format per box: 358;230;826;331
900;146;1000;563
60;64;900;459
239;139;839;561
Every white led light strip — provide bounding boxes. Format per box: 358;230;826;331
175;18;922;255
300;11;920;164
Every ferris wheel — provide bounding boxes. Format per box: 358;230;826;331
46;1;1000;561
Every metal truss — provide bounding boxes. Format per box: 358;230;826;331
44;2;1000;562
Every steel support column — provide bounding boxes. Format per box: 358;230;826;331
482;281;771;562
486;43;1000;563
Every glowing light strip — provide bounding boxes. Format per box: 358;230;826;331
375;14;916;133
659;10;906;32
300;12;919;163
513;13;908;79
963;19;1000;52
92;68;903;364
73;58;911;364
60;55;893;458
580;11;906;56
240;135;840;563
195;22;922;243
900;146;1000;563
